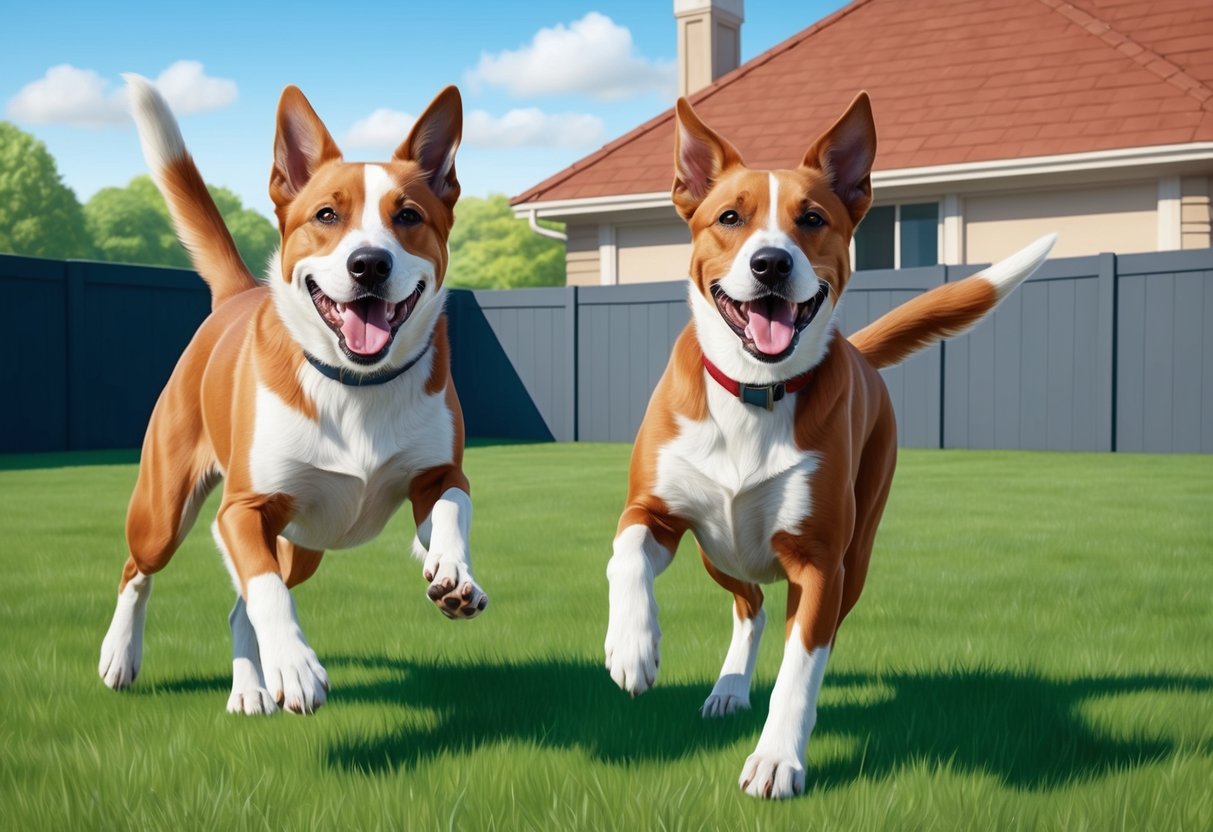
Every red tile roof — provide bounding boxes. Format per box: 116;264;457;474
512;0;1213;206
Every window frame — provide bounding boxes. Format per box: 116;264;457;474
850;200;943;270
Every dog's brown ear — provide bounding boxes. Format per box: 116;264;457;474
395;85;462;209
269;86;343;219
802;92;877;225
672;97;744;221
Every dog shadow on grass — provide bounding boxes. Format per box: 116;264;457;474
314;655;1210;792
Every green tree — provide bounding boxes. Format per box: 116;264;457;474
0;122;94;259
447;194;565;289
85;175;278;273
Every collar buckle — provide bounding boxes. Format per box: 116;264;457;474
737;382;785;411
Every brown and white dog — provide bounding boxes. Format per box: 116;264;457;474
604;93;1055;797
98;76;487;715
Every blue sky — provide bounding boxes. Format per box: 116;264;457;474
2;1;847;218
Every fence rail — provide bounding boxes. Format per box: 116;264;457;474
2;249;1210;453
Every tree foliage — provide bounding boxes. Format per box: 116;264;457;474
85;175;278;274
0;122;94;259
447;194;565;289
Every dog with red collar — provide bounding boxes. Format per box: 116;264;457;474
604;91;1055;798
98;76;487;715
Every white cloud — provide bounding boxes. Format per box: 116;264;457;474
344;108;604;150
346;108;417;148
466;12;675;101
152;61;237;114
6;61;237;128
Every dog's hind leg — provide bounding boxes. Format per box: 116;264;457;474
99;408;218;690
699;550;765;718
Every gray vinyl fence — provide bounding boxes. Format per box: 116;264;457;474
461;248;1213;453
2;249;1210;453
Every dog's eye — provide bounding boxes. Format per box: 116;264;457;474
798;211;825;228
718;210;741;227
395;208;422;226
315;207;338;224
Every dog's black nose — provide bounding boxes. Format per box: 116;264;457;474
750;247;794;285
347;247;393;286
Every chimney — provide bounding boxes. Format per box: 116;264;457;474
675;0;744;97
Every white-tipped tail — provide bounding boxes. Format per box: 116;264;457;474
120;73;257;308
980;233;1058;302
123;73;186;180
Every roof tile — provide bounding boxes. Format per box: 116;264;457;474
513;0;1213;205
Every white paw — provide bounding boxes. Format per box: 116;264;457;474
226;656;279;716
425;559;488;619
260;638;328;714
226;686;279;716
604;615;660;696
701;692;750;718
739;752;806;799
98;628;141;690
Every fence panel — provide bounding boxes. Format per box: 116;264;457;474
841;266;946;448
67;261;210;450
576;283;689;442
0;256;69;452
1116;249;1213;453
447;287;573;441
941;255;1115;451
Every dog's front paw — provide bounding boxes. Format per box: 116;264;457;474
604;616;660;696
259;637;328;714
739;752;805;799
226;657;279;716
98;628;142;690
425;559;488;619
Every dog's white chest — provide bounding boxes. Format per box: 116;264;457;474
248;369;454;551
653;386;818;583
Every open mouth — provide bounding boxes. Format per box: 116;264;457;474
306;278;425;364
711;282;829;363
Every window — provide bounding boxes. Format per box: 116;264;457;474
854;202;939;270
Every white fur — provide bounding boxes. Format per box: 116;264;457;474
226;597;277;715
739;627;829;799
654;382;818;584
247;357;454;551
702;605;766;717
123;74;186;174
604;524;672;696
98;571;152;690
979;233;1057;302
244;573;328;714
270;164;443;376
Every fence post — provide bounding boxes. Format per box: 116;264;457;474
565;285;579;442
65;261;88;451
1097;252;1117;452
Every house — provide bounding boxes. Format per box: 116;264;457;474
511;0;1213;286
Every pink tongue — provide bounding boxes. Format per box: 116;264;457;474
744;299;798;355
340;299;393;356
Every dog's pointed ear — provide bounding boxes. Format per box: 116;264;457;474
394;85;462;208
802;92;877;225
269;86;343;216
672;97;744;221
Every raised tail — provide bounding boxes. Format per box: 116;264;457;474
849;234;1057;370
123;74;259;310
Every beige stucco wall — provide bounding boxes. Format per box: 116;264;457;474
616;222;692;284
964;181;1158;262
564;224;600;287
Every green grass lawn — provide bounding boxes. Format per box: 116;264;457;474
1;445;1211;830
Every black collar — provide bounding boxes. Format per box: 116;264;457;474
304;334;434;387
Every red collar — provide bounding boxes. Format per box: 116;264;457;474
702;355;814;410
